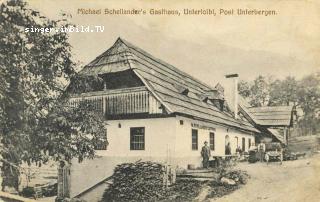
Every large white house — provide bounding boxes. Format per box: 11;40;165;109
61;38;261;199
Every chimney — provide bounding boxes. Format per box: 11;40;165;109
225;74;239;119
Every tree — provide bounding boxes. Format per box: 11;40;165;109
249;75;271;107
296;72;320;135
238;80;251;98
269;77;298;106
0;0;105;192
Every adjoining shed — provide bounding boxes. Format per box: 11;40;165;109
239;98;297;144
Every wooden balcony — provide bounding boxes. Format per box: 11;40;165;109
69;86;163;118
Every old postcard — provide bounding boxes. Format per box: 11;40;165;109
0;0;319;201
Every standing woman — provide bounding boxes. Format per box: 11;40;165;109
257;142;266;162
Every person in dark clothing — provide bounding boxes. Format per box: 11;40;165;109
225;142;231;155
201;141;211;169
258;142;266;162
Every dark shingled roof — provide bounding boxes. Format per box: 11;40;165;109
80;38;259;133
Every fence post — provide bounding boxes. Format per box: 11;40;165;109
57;161;70;200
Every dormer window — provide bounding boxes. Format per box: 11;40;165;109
202;89;225;111
181;88;189;96
210;98;225;111
202;97;209;103
173;83;189;96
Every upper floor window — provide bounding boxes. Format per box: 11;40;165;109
192;129;198;150
130;127;145;150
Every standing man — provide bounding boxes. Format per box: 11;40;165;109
201;141;211;169
225;143;231;155
257;142;266;162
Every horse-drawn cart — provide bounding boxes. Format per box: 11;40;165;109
265;142;283;165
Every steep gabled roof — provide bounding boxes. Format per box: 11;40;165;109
80;38;259;133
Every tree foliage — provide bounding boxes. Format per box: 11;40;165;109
296;73;320;134
0;0;105;191
239;73;320;135
239;76;271;107
269;77;298;106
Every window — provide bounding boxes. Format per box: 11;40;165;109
209;132;215;150
242;137;245;151
235;136;238;147
248;138;251;148
192;129;198;150
94;129;108;150
130;127;145;150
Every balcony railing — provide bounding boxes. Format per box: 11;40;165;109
69;86;163;117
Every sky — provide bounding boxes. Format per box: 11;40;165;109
26;0;320;87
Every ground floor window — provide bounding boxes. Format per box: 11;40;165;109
130;127;145;150
209;132;215;150
235;136;239;147
248;138;251;148
242;137;246;151
192;129;198;150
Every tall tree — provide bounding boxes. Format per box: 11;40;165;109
249;75;271;107
269;76;298;106
0;0;105;192
296;72;320;135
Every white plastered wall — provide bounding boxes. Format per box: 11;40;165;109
173;115;255;168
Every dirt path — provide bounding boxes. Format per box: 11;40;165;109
212;154;320;202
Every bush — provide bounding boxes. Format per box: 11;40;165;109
164;179;207;201
222;170;250;185
21;187;35;198
215;158;237;178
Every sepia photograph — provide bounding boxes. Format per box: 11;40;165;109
0;0;319;201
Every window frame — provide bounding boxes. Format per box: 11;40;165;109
209;132;215;151
192;129;198;150
242;137;246;151
130;127;145;150
235;136;239;147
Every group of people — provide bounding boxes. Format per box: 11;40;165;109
200;141;268;169
200;141;235;169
